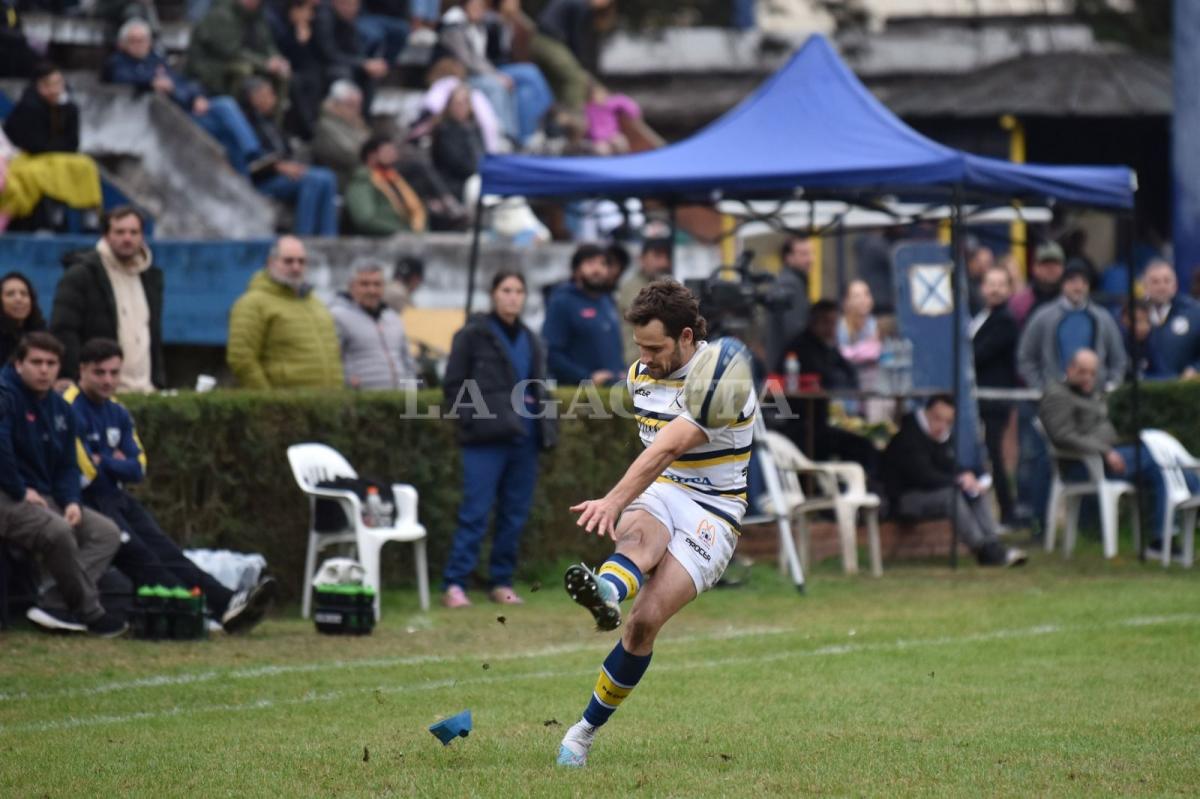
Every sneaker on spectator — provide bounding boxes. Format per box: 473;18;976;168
86;612;129;638
26;606;86;633
1004;547;1029;567
408;28;437;47
1146;540;1185;564
221;576;278;634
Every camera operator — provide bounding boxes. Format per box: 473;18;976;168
766;235;814;370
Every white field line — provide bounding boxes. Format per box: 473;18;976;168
2;613;1196;736
0;625;792;703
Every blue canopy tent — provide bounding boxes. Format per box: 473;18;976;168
474;34;1142;574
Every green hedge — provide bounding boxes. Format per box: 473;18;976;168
120;389;641;600
1109;381;1200;452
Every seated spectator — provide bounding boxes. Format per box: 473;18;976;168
421;58;505;153
1010;242;1064;329
1141;259;1200;378
329;260;418;388
0;332;127;635
227;236;343;388
495;0;588;114
188;0;292;99
94;0;159;41
384;254;423;314
1017;261;1126;391
882;394;1027;567
971;264;1019;526
311;80;371;190
537;0;612;76
241;77;339;236
392;140;470;231
105;20;262;175
542;243;624;385
357;0;410;64
432;84;486;202
344;135;427;236
1120;299;1158;381
67;338;278;632
1038;348;1187;558
315;0;389;108
0;64;102;231
837;279;881;378
439;0;553;146
616;238;672;365
269;0;325;139
51;206;164;392
0;272;47;365
585;81;638;155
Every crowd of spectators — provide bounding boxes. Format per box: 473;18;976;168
0;0;637;238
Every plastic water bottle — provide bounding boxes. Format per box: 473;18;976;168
879;339;896;394
364;486;384;528
896;338;914;394
784;352;800;393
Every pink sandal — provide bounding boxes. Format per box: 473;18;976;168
442;585;471;608
490;586;524;605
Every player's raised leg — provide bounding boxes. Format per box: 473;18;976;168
558;552;698;767
564;509;668;631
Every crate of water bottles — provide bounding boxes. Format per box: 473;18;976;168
131;585;208;641
312;583;376;636
877;338;914;394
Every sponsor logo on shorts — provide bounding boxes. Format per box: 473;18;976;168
685;537;711;561
696;519;717;548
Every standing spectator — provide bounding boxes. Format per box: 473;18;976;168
344;135;428;236
970;265;1019;526
241;77;339;236
227;236;343;389
585;82;639;155
1009;242;1065;329
882;394;1027;567
0;272;46;365
1141;259;1200;378
965;244;994;314
1017;261;1126;391
616;239;671;364
269;0;325;139
1;63;103;227
0;332;127;635
329;260;419;388
853;228;897;315
311;80;371;190
542;243;624;384
1120;299;1157;381
441;270;557;607
836;279;881;381
68;338;278;632
50;206;164;392
187;0;291;98
314;0;389;107
104;19;262;175
766;235;813;372
385;255;424;314
432;84;486;202
439;0;553;145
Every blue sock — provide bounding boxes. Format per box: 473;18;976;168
597;553;643;603
582;639;652;728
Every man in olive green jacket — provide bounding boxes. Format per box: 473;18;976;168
226;236;342;389
186;0;291;98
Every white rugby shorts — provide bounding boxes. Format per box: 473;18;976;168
625;481;738;594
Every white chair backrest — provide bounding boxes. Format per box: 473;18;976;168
286;443;358;490
1140;429;1196;499
761;431;808;503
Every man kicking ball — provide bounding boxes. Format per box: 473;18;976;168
557;281;756;767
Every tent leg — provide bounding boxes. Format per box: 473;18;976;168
948;186;965;570
464;194;485;315
1125;207;1143;561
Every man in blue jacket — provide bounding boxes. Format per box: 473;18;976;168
0;332;127;636
542;244;625;385
1142;259;1200;378
68;338;277;633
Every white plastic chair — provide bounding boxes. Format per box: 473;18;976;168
758;431;882;576
1037;420;1139;559
1138;429;1200;568
287;443;430;619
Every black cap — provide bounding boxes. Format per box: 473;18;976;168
1062;260;1090;281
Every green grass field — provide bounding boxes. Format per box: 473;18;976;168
2;543;1199;798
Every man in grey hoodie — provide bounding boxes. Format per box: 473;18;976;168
328;259;418;389
1017;261;1127;391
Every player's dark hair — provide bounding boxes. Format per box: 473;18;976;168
626;280;708;341
79;338;124;365
13;331;64;362
926;393;955;411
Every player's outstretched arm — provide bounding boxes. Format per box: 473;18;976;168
571;417;708;539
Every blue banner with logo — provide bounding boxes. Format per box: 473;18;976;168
892;241;983;472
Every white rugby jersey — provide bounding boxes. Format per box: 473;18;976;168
627;342;757;531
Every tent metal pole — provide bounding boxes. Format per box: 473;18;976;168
949;185;964;569
1126;206;1143;561
464;193;485;315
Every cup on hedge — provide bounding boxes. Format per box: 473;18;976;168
195;375;217;393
